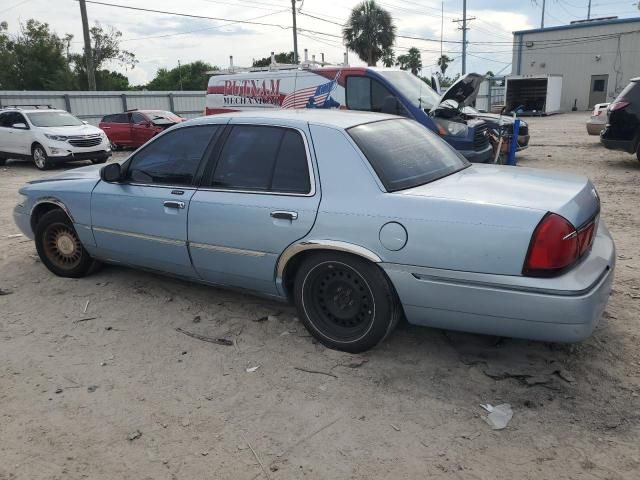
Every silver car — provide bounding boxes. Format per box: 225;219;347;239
13;110;615;352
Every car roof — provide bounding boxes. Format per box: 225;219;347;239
185;109;399;130
0;108;67;114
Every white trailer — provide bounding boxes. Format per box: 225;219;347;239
505;75;563;115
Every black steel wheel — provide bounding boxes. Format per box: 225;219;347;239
35;209;97;278
294;252;400;353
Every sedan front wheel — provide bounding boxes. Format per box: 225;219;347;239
294;252;400;353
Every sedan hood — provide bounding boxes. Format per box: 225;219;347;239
439;73;483;108
399;164;600;228
28;163;103;184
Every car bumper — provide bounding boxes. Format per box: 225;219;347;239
517;134;530;150
382;221;615;343
13;208;33;239
48;150;112;163
459;144;493;163
586;121;605;136
600;136;635;154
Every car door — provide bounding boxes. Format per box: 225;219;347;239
131;112;154;146
188;123;320;294
0;112;13;154
7;112;32;155
91;124;222;277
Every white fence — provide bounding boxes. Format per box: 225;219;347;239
0;90;205;125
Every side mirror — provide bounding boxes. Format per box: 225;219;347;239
100;163;122;183
12;122;28;129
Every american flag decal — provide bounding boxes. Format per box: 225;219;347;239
281;71;340;109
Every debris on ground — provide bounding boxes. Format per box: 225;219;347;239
390;424;401;431
7;233;23;238
73;317;97;324
127;430;142;441
175;327;233;346
0;288;13;296
87;385;98;393
193;315;201;323
83;300;90;313
54;388;63;394
480;403;513;430
345;358;368;368
293;366;337;378
246;365;260;373
555;369;576;383
254;316;269;322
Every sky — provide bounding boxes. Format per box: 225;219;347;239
2;0;640;85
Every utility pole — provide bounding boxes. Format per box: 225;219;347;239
291;0;299;64
79;0;96;91
178;60;183;91
587;0;592;20
440;1;444;59
452;0;475;75
540;0;546;28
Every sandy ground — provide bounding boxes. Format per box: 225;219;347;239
1;112;639;480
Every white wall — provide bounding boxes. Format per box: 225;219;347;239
512;20;640;111
0;91;205;125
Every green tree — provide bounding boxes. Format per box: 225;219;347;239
146;61;217;90
0;20;74;90
437;72;460;88
437;54;453;76
397;47;422;75
70;23;137;90
381;48;395;68
252;51;294;67
343;0;396;66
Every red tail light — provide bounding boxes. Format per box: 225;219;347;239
577;219;596;257
609;100;629;112
524;213;578;276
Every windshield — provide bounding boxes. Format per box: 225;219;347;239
348;119;469;192
27;111;83;127
377;70;441;111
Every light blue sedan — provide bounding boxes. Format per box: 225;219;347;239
13;110;615;352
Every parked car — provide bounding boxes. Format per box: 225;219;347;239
99;109;184;149
14;110;615;353
601;78;640;160
0;106;111;170
586;103;609;135
206;67;493;163
461;105;530;150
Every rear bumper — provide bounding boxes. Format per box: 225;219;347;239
586;121;605;136
48;150;112;163
459;144;493;163
600;136;635;154
383;221;616;342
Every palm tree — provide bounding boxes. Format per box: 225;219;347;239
437;54;452;75
343;1;396;66
397;47;422;75
381;48;396;68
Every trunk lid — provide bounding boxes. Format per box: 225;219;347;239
398;164;600;228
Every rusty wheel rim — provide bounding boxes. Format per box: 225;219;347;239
43;223;82;270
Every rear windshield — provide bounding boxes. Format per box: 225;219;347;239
27;111;83;127
617;80;640;101
348;119;469;192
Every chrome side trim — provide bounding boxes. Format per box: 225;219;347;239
276;240;382;283
31;197;75;222
189;242;268;257
92;226;185;246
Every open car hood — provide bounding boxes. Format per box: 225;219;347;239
439;73;483;108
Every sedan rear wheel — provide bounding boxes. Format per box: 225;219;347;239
35;210;96;278
32;144;50;170
294;252;400;353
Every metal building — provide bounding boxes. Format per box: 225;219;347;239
511;17;640;111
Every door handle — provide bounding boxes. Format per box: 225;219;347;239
270;211;298;220
164;201;185;209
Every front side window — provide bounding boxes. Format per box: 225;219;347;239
210;125;311;194
126;125;219;186
26;111;83;127
348;119;469;192
346;76;407;116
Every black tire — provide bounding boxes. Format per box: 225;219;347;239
35;209;96;278
293;252;401;353
0;157;6;166
32;143;50;170
91;158;107;165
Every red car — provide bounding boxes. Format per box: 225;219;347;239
99;110;184;149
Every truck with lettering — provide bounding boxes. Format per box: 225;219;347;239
205;66;492;163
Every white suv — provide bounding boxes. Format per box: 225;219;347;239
0;106;111;170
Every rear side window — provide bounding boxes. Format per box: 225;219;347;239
0;112;11;127
102;113;128;123
132;112;147;124
210;125;311;194
348;119;469;192
126;125;219;186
